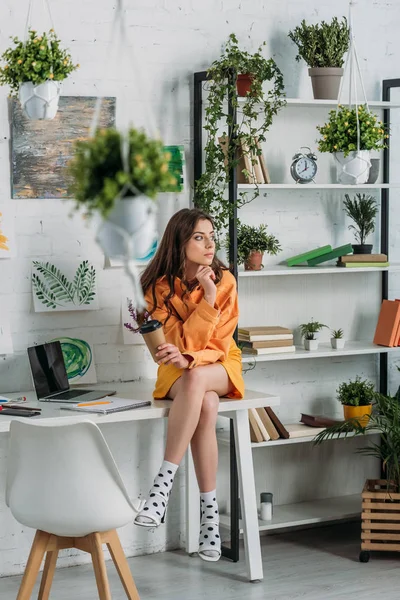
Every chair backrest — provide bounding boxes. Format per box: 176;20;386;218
6;419;136;537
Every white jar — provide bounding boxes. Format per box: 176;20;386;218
260;492;273;521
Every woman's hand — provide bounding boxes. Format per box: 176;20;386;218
156;343;190;369
196;266;216;306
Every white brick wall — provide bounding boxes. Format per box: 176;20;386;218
0;0;399;575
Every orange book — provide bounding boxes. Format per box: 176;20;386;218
373;300;400;347
395;299;400;346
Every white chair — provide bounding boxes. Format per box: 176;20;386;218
6;419;141;600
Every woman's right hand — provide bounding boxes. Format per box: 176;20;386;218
196;266;216;306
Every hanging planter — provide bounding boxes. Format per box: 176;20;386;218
0;29;78;120
335;149;371;185
68;127;178;262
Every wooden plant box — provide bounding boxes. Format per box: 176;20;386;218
361;479;400;560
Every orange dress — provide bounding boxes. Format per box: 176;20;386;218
145;269;244;400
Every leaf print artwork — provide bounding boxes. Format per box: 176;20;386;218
32;260;99;312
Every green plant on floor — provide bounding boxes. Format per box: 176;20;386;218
314;393;400;490
225;223;281;265
288;17;350;68
0;29;79;95
194;33;286;232
343;193;378;246
336;376;376;407
68;128;177;218
317;105;388;156
299;319;327;340
331;328;344;339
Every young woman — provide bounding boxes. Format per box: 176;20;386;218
134;208;244;562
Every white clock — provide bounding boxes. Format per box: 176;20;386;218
290;147;318;184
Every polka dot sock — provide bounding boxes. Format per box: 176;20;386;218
135;460;178;526
198;490;221;561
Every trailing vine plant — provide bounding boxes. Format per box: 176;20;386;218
194;34;286;232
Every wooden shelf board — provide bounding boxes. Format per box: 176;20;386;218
220;493;361;532
241;341;400;364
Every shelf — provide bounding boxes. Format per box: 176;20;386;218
241;341;400;363
217;429;378;448
238;263;400;277
238;183;399;190
236;97;400;109
220;493;361;533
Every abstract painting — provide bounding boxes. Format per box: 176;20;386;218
0;206;16;258
163;145;186;192
11;96;116;199
51;336;97;384
32;259;99;312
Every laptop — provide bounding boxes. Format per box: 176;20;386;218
27;341;116;403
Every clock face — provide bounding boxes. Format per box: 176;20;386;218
292;156;317;182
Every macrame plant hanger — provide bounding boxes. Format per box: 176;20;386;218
335;0;371;183
90;0;160;312
20;0;60;120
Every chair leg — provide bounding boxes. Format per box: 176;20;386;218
16;530;51;600
37;549;59;600
90;533;112;600
106;529;140;600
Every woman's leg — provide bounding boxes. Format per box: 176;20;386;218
190;391;219;492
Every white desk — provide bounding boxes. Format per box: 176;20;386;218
2;381;280;582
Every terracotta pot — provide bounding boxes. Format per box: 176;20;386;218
244;251;264;271
343;404;372;427
236;74;253;97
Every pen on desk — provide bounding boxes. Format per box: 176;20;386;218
76;401;112;407
12;396;27;403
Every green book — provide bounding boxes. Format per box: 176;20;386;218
307;244;353;266
286;245;332;267
337;261;390;268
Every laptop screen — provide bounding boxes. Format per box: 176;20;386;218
28;342;69;398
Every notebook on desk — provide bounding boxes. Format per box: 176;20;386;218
60;397;151;414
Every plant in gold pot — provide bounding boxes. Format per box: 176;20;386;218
336;376;375;425
226;223;281;271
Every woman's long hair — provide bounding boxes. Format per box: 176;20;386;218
141;208;227;321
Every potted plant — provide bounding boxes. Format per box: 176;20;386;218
317;104;388;184
343;193;378;254
225;223;281;271
331;328;345;349
288;17;349;100
336;375;375;425
299;319;327;351
0;29;78;120
314;393;400;562
195;33;286;232
68;127;177;260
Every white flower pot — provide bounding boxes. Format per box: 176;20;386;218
19;80;61;120
304;339;318;351
331;338;345;349
96;195;157;261
334;150;371;185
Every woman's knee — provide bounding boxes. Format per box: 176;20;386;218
181;367;205;390
198;391;219;426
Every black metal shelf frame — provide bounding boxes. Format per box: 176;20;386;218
193;72;398;562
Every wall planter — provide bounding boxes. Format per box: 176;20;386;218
335;150;371;185
19;80;61;120
308;67;343;100
360;479;400;562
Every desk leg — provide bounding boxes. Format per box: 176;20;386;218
232;409;263;582
185;446;200;555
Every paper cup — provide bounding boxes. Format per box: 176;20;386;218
139;320;166;362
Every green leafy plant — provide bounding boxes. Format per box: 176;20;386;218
194;33;286;232
288;17;349;68
331;328;344;339
0;29;78;95
68;128;177;218
317;104;388;156
32;260;96;309
336;375;376;407
225;223;281;265
343;193;378;246
299;319;327;340
314;393;400;489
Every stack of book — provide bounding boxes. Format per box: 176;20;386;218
248;409;341;443
219;135;271;184
238;326;295;355
373;299;400;347
337;253;389;268
286;244;354;267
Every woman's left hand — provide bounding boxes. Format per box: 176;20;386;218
156;343;189;369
